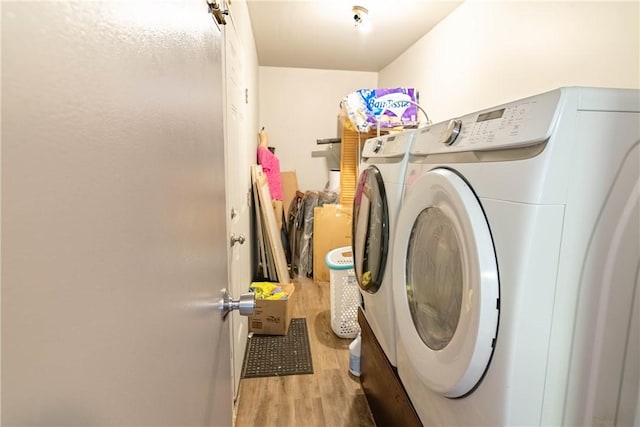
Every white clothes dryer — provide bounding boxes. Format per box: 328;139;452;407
352;129;416;367
393;87;639;426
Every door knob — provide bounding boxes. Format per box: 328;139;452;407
220;288;255;319
230;233;246;246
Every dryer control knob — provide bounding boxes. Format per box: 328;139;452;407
441;119;462;146
373;138;384;153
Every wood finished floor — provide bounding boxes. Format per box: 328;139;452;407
233;277;376;427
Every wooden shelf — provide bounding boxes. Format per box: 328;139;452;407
339;127;380;206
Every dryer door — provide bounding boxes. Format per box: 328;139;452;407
352;166;389;293
393;168;499;398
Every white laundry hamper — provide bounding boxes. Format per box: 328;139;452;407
325;246;361;339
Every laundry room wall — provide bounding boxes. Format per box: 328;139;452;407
258;66;377;192
231;1;260;165
378;1;640;122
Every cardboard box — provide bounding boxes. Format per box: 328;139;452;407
248;283;295;335
313;204;353;282
280;170;299;226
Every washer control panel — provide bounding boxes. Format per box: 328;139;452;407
412;89;563;155
362;128;417;158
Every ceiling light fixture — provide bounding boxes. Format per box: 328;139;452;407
352;5;370;32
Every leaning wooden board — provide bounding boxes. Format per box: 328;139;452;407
254;166;290;283
251;165;269;279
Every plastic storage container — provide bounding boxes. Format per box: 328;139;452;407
325;246;361;339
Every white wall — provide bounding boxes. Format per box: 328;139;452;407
379;1;640;122
229;0;260;177
258;67;378;192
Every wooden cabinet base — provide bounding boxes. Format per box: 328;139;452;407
358;308;422;427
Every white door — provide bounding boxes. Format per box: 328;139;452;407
1;2;233;425
223;7;252;398
392;168;500;398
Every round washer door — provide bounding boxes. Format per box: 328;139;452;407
392;168;499;398
352;166;389;293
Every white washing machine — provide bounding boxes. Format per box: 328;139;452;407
352;129;416;367
392;87;639;426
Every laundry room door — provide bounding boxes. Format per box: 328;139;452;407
2;2;233;425
223;7;252;399
353;166;389;293
392;168;500;398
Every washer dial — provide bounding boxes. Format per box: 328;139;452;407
441;119;462;146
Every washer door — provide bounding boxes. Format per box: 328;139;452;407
352;166;389;293
393;168;499;398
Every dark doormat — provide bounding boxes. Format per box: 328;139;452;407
241;318;314;378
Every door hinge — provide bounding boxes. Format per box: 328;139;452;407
207;1;229;25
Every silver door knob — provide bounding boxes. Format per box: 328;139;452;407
230;233;246;246
220;288;255;319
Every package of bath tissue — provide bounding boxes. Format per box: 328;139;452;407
341;87;418;132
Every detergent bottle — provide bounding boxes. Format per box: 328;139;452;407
348;332;362;377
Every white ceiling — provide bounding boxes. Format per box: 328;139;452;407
246;0;463;72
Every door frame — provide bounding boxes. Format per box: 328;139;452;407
221;4;252;400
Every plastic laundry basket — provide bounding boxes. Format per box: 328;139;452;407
325;246;361;339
